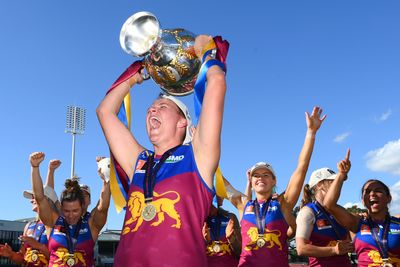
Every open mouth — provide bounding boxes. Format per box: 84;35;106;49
369;199;379;208
149;116;161;129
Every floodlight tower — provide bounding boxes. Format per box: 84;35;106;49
65;105;86;178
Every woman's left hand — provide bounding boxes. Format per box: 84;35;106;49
337;149;351;178
225;219;234;240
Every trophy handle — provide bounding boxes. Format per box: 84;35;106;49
120;11;161;57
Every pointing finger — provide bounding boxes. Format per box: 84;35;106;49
345;149;351;161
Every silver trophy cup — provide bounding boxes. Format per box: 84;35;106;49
120;11;201;96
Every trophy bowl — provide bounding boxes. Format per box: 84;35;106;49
120;11;201;96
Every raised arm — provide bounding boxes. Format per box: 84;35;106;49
281;106;326;212
45;159;61;188
222;175;249;219
45;159;61;211
323;149;359;232
30;152;58;227
96;67;145;180
244;169;253;201
89;161;111;241
192;36;228;189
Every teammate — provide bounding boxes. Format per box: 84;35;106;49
296;166;354;267
324;149;400;267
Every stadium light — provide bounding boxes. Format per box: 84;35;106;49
65;105;86;178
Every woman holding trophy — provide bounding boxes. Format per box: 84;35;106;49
97;11;229;266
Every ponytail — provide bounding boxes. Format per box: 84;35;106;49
300;184;314;208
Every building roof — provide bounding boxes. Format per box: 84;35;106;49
98;229;121;242
0;219;27;231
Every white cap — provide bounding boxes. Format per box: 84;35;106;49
159;93;192;144
249;162;276;178
23;186;59;204
308;167;337;188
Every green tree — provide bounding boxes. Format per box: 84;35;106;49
345;205;367;215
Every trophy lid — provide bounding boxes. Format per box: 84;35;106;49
120;11;161;57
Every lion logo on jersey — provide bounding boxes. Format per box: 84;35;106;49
52;248;86;267
245;227;282;251
122;190;181;234
206;241;232;256
368;250;400;267
24;247;48;265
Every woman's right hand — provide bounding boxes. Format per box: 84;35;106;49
246;169;252;188
30;152;45;167
202;222;211;244
333;240;354;255
0;243;13;257
128;71;144;87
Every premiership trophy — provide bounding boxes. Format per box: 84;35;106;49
120;11;201;96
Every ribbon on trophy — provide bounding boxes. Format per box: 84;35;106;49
215;166;228;199
106;61;143;213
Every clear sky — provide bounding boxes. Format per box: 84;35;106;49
1;0;399;230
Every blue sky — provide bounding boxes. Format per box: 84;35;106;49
1;0;399;230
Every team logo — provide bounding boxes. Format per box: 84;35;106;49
244;205;254;214
368;250;400;267
267;206;278;212
79;227;88;234
245;227;282;251
24;248;48;265
360;224;372;235
316;219;332;230
122;190;181;234
52;225;67;236
53;248;86;267
165;155;184;163
135;159;147;173
389;228;400;234
206;241;232;256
